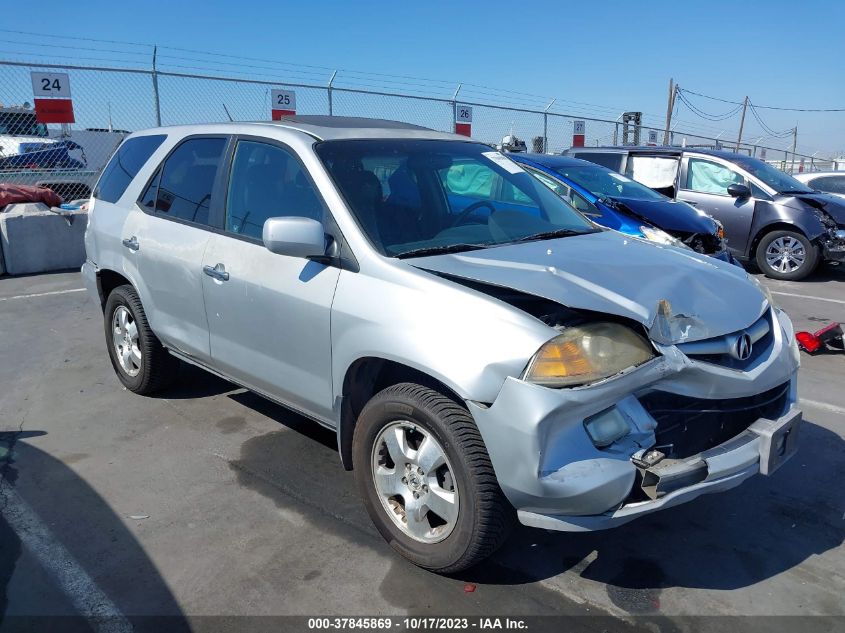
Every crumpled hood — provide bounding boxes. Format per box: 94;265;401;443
611;196;718;235
410;231;767;344
780;192;845;225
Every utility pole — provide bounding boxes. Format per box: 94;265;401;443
735;96;748;152
791;126;798;174
663;79;676;146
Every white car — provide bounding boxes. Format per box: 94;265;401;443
793;171;845;199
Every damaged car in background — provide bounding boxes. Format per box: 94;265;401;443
566;146;845;280
508;153;741;266
84;118;802;573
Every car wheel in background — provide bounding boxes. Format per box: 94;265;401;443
353;382;514;573
756;230;820;281
103;284;179;394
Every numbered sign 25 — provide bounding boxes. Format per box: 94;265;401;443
271;89;297;111
455;105;473;123
31;72;72;98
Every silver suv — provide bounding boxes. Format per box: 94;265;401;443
83;117;802;572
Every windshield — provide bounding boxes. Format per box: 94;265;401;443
554;164;667;202
731;155;813;194
316;139;597;257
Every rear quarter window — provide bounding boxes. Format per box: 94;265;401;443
94;134;166;203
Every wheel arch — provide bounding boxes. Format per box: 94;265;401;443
337;356;466;471
749;221;812;259
96;268;133;310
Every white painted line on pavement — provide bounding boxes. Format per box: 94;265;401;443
801;399;845;416
0;288;86;302
771;291;845;306
0;485;132;633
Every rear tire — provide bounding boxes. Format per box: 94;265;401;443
755;229;819;281
103;284;179;394
353;382;514;573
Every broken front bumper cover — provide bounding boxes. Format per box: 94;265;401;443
519;407;801;531
468;307;801;532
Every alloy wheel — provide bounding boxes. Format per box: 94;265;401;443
765;236;806;274
371;421;459;544
111;305;142;377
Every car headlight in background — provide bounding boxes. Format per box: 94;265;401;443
639;225;690;249
523;322;655;388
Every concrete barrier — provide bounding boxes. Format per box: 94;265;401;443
0;203;87;276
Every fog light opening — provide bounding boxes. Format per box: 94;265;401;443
584;408;631;447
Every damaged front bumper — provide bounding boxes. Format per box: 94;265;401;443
468;307;802;532
822;230;845;262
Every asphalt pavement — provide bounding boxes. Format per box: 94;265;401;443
1;265;843;632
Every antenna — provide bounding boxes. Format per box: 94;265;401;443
222;103;234;122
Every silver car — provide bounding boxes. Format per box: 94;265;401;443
793;171;845;200
83;117;802;572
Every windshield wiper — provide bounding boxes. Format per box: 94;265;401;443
511;228;594;244
395;243;491;259
778;189;814;195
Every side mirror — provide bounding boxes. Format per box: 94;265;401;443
727;183;751;199
262;216;326;258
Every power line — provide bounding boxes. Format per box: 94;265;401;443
681;87;845;113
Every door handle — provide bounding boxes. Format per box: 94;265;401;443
121;236;139;251
203;263;230;282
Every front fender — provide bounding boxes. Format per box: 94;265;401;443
330;265;552;408
748;199;827;255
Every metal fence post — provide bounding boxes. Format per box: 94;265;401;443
151;46;162;126
327;70;337;116
543;99;555;154
451;83;462;133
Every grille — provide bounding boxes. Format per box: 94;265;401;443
638;382;789;459
676;311;773;370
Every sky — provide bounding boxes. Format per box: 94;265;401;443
2;0;843;157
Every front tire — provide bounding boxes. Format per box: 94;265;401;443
352;383;513;573
756;229;819;281
103;284;179;394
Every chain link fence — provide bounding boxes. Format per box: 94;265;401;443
0;59;836;202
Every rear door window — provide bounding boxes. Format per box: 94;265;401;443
143;137;226;226
95;134;166;203
626;156;679;190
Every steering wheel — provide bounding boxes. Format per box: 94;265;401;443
450;200;497;228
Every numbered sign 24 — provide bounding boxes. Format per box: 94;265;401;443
271;89;297;120
31;72;72;98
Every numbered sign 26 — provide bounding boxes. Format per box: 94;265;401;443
455;104;472;137
271;89;297;120
31;72;72;98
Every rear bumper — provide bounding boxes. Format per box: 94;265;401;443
81;259;99;303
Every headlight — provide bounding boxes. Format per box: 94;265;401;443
523;322;655;388
639;225;690;249
748;274;777;309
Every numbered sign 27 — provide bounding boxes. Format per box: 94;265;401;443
455;104;472;137
31;72;72;98
271;89;297;120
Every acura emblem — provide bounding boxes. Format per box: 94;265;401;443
732;332;753;361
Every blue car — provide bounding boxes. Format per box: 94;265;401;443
509;153;741;266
